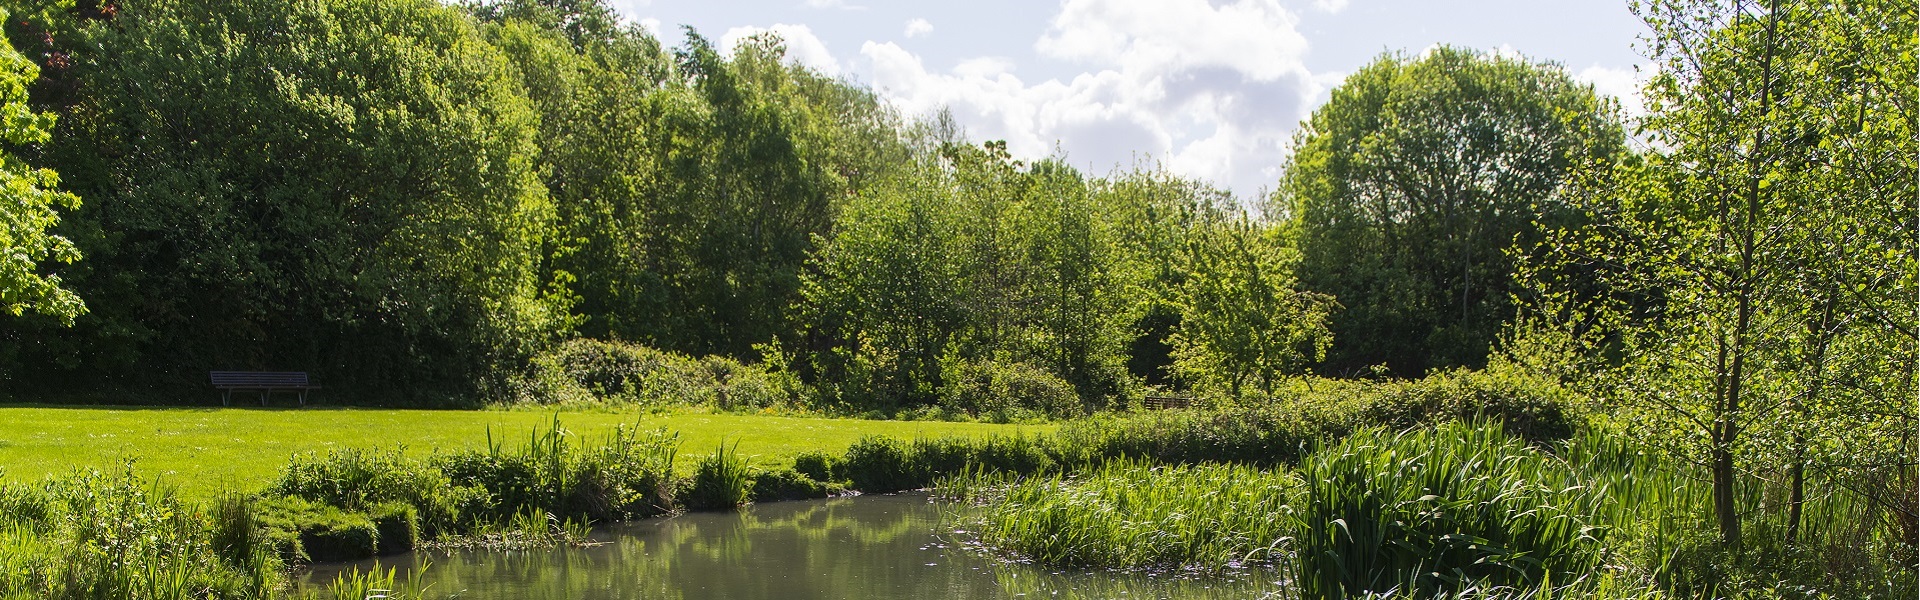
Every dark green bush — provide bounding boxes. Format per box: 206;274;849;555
842;436;918;493
791;450;842;483
517;338;795;409
1360;368;1577;444
748;468;838;502
938;359;1082;420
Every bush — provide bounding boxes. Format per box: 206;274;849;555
841;436;918;493
748;468;838;503
515;338;795;409
938;359;1082;420
791;450;842;484
940;459;1298;572
269;447;480;536
435;421;678;523
1360;367;1577;444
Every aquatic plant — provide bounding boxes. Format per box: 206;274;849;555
940;459;1299;573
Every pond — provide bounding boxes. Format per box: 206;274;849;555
304;493;1287;599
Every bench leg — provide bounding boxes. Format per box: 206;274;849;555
222;390;230;407
299;390;307;407
261;390;269;407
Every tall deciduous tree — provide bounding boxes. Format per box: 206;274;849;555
0;10;82;324
4;0;562;402
1275;47;1625;377
1170;213;1334;398
1523;0;1916;551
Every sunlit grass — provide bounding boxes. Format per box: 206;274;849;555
0;405;1052;501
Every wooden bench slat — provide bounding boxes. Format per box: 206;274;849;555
209;371;318;407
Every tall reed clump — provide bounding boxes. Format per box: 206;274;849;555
685;441;752;510
0;467;286;600
1295;421;1609;599
938;459;1299;573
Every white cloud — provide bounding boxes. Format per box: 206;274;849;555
803;0;863;9
904;18;934;38
721;23;842;76
638;17;661;37
860;0;1322;197
1576;65;1646;118
1313;0;1349;12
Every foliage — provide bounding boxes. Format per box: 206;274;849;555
684;441;752;510
2;0;565;403
0;8;82;324
1296;422;1609;598
1276;46;1626;377
939;459;1299;573
515;337;797;409
1517;0;1917;556
1169;213;1334;398
0;467;285;599
938;357;1082;421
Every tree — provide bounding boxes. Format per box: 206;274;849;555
3;0;563;402
1169;213;1334;398
0;9;82;324
1275;47;1625;377
1523;0;1916;553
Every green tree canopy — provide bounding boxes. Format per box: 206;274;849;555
1275;46;1625;377
4;0;562;402
0;8;82;324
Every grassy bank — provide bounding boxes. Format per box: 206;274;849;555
0;406;1051;500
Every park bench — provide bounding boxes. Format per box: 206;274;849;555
210;371;319;407
1139;394;1200;410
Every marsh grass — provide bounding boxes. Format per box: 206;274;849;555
1295;422;1609;598
686;440;752;510
939;459;1300;573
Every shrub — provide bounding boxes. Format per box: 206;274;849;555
791;450;842;484
748;468;838;503
516;338;796;409
1360;367;1578;444
435;420;678;523
939;459;1299;572
269;447;478;535
938;359;1082;420
841;436;918;493
1295;421;1608;598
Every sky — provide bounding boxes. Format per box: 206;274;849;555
609;0;1651;199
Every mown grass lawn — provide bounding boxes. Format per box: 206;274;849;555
0;405;1053;501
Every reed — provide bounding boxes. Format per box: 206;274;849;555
1295;421;1609;599
939;459;1299;573
686;440;752;510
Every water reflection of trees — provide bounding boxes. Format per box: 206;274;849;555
309;495;1285;599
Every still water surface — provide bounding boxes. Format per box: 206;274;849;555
305;493;1286;599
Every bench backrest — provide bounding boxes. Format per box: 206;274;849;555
210;371;310;387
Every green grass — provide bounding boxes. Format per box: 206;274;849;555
0;405;1052;501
